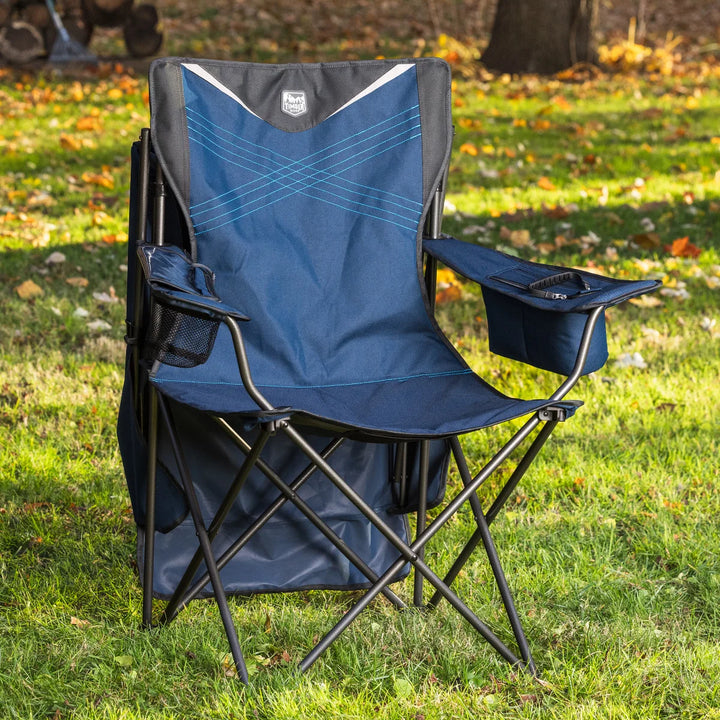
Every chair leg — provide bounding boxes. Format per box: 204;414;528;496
473;502;535;671
413;440;430;607
300;528;524;673
157;394;249;683
142;387;158;628
429;422;558;608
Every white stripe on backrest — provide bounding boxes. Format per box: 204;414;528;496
328;64;415;118
182;63;261;118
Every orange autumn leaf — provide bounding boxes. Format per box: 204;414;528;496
60;133;82;151
537;176;557;191
82;172;114;190
15;279;44;299
459;142;478;156
435;285;462;304
531;119;552;131
92;211;110;226
76;116;102;132
665;236;702;258
101;231;128;244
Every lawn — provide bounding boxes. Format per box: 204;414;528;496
1;46;720;719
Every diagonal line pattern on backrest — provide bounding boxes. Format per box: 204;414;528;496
184;103;423;234
187;106;423;213
186;108;423;225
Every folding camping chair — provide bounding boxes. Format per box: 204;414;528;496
118;56;660;682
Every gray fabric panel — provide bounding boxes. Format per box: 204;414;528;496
416;59;453;202
149;58;196;256
194;58;395;132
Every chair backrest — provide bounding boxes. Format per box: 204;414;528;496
149;58;456;390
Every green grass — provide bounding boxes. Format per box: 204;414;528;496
1;56;720;719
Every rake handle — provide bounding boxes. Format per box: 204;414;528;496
44;0;72;41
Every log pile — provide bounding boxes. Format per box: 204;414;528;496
0;0;162;64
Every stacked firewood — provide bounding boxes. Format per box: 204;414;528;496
0;0;162;63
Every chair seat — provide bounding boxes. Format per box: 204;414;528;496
151;354;554;438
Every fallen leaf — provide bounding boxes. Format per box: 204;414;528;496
59;133;82;151
114;655;133;667
631;232;661;249
614;352;647;369
701;317;717;332
70;616;90;628
66;277;89;287
92;290;118;303
459;142;478;156
101;231;128;244
509;228;532;248
542;204;572;219
531;119;552;131
82;172;114;190
436;268;458;285
435;285;462;304
76;116;103;132
537;176;556;191
8;189;28;203
15;279;44;299
665;236;701;258
87;320;112;332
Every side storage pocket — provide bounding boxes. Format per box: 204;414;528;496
482;286;608;376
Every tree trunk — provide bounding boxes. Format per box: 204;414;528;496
81;0;133;27
481;0;598;74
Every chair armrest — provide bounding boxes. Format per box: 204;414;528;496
424;236;661;376
424;236;661;312
137;244;249;322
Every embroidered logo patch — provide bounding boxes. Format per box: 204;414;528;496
281;90;308;117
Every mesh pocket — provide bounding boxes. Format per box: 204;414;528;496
143;301;220;368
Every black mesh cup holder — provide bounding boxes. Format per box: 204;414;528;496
143;300;220;368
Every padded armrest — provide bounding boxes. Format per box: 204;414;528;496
137;245;249;322
424;236;661;376
424;236;661;311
